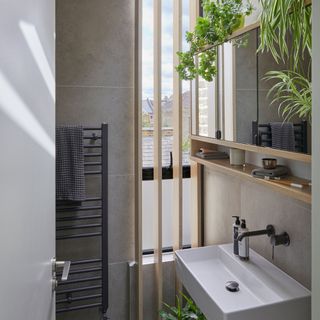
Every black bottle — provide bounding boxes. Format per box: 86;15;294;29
232;216;241;255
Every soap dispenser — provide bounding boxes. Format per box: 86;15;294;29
238;219;249;260
232;216;241;255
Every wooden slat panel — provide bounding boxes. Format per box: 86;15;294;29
134;0;143;319
153;0;163;316
173;0;183;253
189;0;202;249
190;0;200;136
191;160;202;247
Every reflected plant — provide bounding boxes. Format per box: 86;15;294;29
176;0;253;82
264;70;312;123
258;0;312;122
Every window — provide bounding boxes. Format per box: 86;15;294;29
141;0;191;252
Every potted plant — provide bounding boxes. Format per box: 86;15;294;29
159;293;207;320
176;0;253;82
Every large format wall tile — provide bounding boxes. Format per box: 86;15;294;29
56;0;134;88
204;167;242;245
240;180;311;288
56;86;134;176
108;174;135;263
204;168;311;289
143;261;176;320
108;262;130;320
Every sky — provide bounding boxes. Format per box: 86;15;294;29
142;0;190;99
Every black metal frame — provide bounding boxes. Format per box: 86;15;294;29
56;124;108;318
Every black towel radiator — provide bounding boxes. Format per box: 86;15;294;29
56;124;108;318
252;120;308;153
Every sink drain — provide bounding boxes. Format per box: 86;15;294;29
225;281;239;292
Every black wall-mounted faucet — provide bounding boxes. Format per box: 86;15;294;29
237;224;275;242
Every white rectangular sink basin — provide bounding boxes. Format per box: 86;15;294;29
175;244;310;320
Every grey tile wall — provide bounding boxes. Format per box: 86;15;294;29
56;0;135;319
204;167;311;289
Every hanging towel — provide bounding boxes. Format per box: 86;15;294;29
270;122;295;151
56;125;86;202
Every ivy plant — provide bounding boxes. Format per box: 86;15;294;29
176;0;253;82
159;293;207;320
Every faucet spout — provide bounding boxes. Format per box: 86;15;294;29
237;225;275;241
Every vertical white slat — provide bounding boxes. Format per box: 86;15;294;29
312;0;320;318
191;160;202;247
189;0;202;248
153;0;163;315
134;0;143;319
190;0;200;136
173;0;183;252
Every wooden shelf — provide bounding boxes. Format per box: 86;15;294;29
190;156;311;204
191;135;311;163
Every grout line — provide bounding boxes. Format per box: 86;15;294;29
57;84;134;89
236;88;272;92
108;173;135;178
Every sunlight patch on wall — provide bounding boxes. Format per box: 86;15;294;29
0;72;55;157
19;20;55;101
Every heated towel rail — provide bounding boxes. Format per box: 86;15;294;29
252;120;308;153
56;124;108;318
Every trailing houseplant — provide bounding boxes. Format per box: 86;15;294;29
258;0;312;122
159;293;207;320
176;0;253;82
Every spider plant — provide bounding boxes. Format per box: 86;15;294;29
258;0;311;71
159;293;207;320
264;70;312;122
258;0;312;122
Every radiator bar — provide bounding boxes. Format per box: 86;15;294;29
58;276;102;285
56;232;101;240
57;267;102;276
57;223;101;231
85;171;102;175
56;303;102;313
56;215;102;222
84;153;101;157
57;205;102;212
56;293;102;304
72;258;101;265
84;162;102;166
57;285;102;295
84;145;102;149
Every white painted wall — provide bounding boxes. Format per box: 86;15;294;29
0;0;55;319
312;2;320;319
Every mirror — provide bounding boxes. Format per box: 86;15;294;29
194;29;311;155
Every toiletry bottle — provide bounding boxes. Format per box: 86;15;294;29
238;219;249;260
232;216;241;255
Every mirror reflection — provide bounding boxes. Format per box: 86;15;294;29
196;29;311;155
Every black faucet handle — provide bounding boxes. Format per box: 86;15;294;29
270;232;290;247
266;225;275;237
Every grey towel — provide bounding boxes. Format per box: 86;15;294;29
252;166;289;178
270;122;295;151
56;125;86;202
195;151;229;160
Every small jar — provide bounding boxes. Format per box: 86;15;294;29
230;148;245;166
